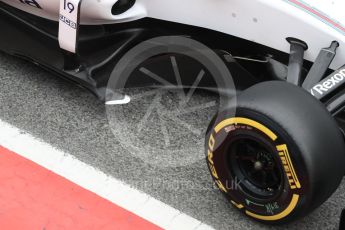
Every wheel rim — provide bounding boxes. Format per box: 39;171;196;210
228;135;284;200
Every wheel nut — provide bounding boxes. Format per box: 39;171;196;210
254;161;263;171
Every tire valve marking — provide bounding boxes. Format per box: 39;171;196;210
277;144;301;189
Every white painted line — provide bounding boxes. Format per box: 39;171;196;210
0;120;214;230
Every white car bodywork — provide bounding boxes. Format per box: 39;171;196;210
2;0;345;69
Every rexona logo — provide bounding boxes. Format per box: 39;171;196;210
310;68;345;96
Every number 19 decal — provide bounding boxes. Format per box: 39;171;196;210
59;0;81;53
63;0;75;13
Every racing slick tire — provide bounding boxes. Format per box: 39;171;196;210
205;81;345;224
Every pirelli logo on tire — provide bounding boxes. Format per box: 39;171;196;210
208;134;228;194
277;144;301;190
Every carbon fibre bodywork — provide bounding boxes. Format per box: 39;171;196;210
0;2;289;100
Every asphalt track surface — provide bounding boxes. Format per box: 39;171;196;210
1;51;345;229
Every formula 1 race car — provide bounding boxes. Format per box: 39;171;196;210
2;0;345;225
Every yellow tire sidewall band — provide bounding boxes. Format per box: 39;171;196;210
214;117;278;141
212;117;300;221
245;194;299;221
